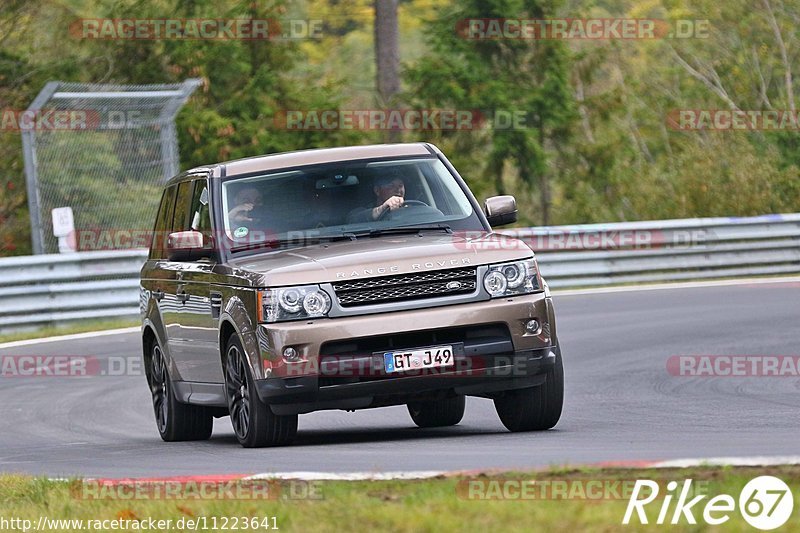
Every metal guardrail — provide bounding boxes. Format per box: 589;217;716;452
0;213;798;331
503;213;800;288
0;250;148;330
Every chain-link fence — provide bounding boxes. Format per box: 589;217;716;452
22;79;200;254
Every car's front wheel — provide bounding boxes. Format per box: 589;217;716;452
224;333;297;448
148;340;213;441
407;395;466;428
494;343;564;432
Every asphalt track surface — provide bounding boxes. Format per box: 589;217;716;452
1;280;797;478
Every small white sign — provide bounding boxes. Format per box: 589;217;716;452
51;206;75;237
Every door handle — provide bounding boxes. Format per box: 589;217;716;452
152;289;164;301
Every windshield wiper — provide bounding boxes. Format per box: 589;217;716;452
359;224;452;238
229;240;284;252
230;226;451;251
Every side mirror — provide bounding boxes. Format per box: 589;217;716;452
484;195;518;227
167;231;205;261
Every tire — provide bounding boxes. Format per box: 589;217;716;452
224;333;297;448
148;340;213;442
494;343;564;432
407;395;466;428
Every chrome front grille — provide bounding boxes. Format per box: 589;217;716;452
332;267;478;307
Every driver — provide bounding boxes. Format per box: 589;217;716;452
347;175;406;223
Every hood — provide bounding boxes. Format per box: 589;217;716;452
228;232;533;286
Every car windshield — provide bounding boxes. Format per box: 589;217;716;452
221;157;484;251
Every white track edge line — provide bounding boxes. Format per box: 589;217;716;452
245;471;449;481
245;457;800;480
0;326;140;349
650;456;800;469
44;456;800;482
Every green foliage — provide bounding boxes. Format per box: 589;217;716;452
1;0;800;255
405;0;579;224
407;0;800;225
1;467;800;532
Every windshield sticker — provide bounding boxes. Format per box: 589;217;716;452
234;226;249;238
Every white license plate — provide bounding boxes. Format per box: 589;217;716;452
383;345;454;373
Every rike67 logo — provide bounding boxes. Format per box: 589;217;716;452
623;476;794;530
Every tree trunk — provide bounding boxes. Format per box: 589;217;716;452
374;0;400;142
539;126;549;225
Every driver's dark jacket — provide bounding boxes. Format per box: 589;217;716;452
346;204;378;223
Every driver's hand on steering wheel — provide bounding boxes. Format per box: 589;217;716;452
373;195;404;219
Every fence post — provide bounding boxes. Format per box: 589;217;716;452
22;81;60;255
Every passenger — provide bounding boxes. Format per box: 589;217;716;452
228;187;263;225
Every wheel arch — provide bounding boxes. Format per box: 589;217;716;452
218;294;265;380
141;322;161;387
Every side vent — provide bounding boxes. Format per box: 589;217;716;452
210;292;223;319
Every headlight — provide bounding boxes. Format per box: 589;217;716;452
483;258;541;297
259;285;332;322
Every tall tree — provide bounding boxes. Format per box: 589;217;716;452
374;0;401;142
406;0;576;224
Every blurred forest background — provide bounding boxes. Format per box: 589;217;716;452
1;0;799;255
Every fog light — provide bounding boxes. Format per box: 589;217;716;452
282;347;300;361
525;319;541;334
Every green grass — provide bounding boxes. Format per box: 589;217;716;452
0;318;139;345
1;466;798;532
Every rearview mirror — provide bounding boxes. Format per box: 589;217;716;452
167;231;205;261
484;195;518;227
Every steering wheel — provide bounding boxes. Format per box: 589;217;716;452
376;200;431;220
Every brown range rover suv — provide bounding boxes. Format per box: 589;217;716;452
140;143;563;447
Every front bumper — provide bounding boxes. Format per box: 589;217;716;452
256;347;556;415
247;292;557;414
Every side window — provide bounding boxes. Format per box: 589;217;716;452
188;180;212;233
189;179;215;258
171;181;193;232
169;178;215;261
150;185;177;260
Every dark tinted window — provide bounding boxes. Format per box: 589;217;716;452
171;181;193;232
188;179;215;259
188;180;212;233
149;185;176;259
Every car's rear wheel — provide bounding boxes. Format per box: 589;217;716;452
494;343;564;432
407;395;466;428
149;340;213;441
224;333;297;448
